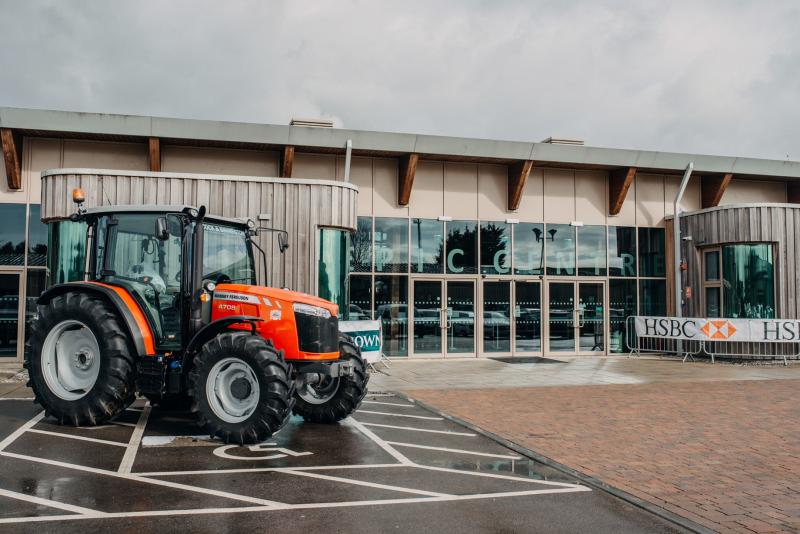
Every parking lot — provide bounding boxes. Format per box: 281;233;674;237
0;392;687;533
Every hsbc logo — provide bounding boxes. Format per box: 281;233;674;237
700;320;737;340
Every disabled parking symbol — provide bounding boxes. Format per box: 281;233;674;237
213;442;313;461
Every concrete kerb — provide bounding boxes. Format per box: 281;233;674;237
393;391;714;534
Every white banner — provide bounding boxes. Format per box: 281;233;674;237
339;320;383;363
634;316;800;343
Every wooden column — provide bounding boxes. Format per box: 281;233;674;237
701;173;733;208
280;145;295;178
148;137;161;172
507;160;533;211
0;128;22;190
398;153;419;206
787;182;800;204
608;167;636;215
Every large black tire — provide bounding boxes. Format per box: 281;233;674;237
293;333;369;424
24;291;136;426
188;332;294;445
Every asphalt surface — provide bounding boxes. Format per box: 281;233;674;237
0;393;688;533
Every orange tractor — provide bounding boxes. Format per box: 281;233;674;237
25;191;368;444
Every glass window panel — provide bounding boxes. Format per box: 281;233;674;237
413;280;442;354
483;281;510;352
48;220;87;286
411;219;443;273
24;270;46;343
27;205;48;267
545;224;575;276
445;220;477;274
348;275;372;320
577;225;606;276
480;221;510;275
639;279;666;316
203;223;255;284
705;287;721;318
349;217;372;273
374;218;408;273
608;226;636;277
609;279;636;353
513;223;544;276
318;228;349;314
514;281;541;352
579;283;605;352
704;250;720;281
0;273;19;357
446;280;475;353
374;275;408;356
0;204;27;266
722;244;775;318
638;227;666;277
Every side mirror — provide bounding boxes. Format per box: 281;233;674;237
155;217;169;240
278;231;289;253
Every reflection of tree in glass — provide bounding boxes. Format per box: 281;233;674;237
446;224;477;271
480;223;508;271
349;220;371;272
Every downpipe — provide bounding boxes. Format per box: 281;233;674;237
673;162;694;358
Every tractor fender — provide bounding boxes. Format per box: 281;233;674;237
37;282;150;357
184;315;264;364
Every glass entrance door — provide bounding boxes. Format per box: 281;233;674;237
0;273;21;359
411;279;476;357
546;280;606;355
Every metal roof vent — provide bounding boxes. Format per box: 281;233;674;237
290;117;334;128
541;137;584;146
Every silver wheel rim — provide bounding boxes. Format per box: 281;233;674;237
298;375;340;405
41;320;101;401
205;357;260;423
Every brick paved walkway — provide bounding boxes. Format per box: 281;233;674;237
408;379;800;533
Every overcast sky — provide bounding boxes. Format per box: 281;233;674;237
1;0;798;160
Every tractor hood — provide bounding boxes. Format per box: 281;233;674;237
214;283;339;317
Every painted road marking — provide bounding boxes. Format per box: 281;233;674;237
357;421;477;437
278;469;451;497
357;410;443;421
0;397;35;401
0;487;104;516
361;400;416;408
414;464;586;489
344;418;412;464
0;410;45;451
212;443;313;461
385;441;523;460
118;402;151;473
136;464;405;477
27;428;128;447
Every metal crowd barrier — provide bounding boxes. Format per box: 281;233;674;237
624;316;798;365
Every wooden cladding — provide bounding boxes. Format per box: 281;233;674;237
280;145;295;178
608;167;636;215
507;160;533;211
0;128;22;190
148;137;161;172
701;173;733;208
398;153;419;206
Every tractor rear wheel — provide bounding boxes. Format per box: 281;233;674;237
188;332;294;445
293;333;369;424
24;291;136;426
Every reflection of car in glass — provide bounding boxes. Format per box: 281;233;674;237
449;308;475;337
347;304;371;321
413;308;440;338
482;310;510;339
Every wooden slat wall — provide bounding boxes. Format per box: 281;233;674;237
41;171;358;295
681;205;800;319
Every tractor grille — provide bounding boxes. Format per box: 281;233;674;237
295;313;339;354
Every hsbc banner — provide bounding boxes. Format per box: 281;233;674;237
634;316;800;343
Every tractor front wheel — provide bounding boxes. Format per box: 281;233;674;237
293;333;368;424
188;332;294;444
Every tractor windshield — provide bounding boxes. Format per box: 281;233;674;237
202;223;256;285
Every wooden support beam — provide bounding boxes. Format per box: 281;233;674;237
507;160;533;211
0;128;23;190
280;145;295;178
787;182;800;204
701;173;733;208
148;137;161;172
608;167;636;215
397;153;419;206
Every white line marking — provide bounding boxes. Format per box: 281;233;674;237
0;410;45;452
413;464;586;489
357;410;442;421
118;402;151;473
27;428;128;448
0;486;590;524
343;418;412;464
361;400;415;408
0;451;286;507
358;421;476;437
278;469;450;497
0;397;35;401
365;393;395;397
385;441;522;460
112;422;137;428
136;463;404;477
0;487;103;516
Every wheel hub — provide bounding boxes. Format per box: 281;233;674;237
230;377;252;400
73;350;94;371
205;358;261;424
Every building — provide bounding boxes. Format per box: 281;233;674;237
1;106;800;365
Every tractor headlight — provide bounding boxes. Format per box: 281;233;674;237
292;302;332;319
